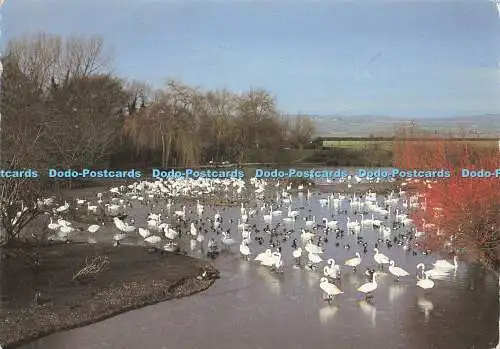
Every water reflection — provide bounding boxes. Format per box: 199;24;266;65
319;305;338;325
306;270;320;289
417;297;433;322
255;267;282;296
388;284;407;304
358;300;377;327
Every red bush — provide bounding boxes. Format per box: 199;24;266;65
394;137;500;269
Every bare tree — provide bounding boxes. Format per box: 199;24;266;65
286;115;316;150
7;33;111;93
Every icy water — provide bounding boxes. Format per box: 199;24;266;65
19;188;499;349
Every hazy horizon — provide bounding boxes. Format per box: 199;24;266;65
3;0;500;118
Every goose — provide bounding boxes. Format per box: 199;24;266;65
344;252;362;272
357;272;379;298
319;277;343;301
432;256;458;271
417;273;435;289
373;248;390;267
388;260;410;281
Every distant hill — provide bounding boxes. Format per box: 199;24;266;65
306;114;500;138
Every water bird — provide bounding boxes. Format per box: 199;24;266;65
344;252;362;272
373;248;390;268
319;277;343;302
357;272;379;298
432;256;458;271
417;273;435;289
388;260;410;281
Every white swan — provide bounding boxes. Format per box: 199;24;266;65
190;223;197;237
138;227;151;239
319;277;343;301
433;256;458;271
301;229;315;242
221;231;237;247
255;249;272;262
373;248;390;267
145;235;162;244
323;259;340;279
417;263;449;280
272;251;283;271
388;260;410;281
292;247;302;259
358;272;379;297
417;273;435;289
239;239;251;259
305;240;324;254
47;218;60;231
307;252;323;269
344;252;362;272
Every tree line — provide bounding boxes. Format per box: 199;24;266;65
1;32;316;172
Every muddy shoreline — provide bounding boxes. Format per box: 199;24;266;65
0;243;219;349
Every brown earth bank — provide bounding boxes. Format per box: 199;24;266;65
0;242;219;348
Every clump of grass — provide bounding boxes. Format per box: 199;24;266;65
72;255;110;282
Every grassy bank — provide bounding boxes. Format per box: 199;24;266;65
0;243;219;348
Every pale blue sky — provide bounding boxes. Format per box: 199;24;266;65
2;0;500;117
